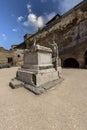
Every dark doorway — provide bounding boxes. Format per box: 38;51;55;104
63;58;79;68
84;51;87;66
8;57;13;65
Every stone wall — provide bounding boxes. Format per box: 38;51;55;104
17;0;87;68
0;48;13;66
12;49;24;66
0;47;24;67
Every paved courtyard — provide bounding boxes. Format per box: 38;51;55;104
0;67;87;130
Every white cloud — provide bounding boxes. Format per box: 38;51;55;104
17;16;24;22
23;0;57;31
37;16;44;27
28;13;37;23
58;0;83;14
23;12;56;29
12;29;17;32
24;13;44;29
27;3;32;13
2;34;6;41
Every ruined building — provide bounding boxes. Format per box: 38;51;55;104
0;47;24;67
16;0;87;68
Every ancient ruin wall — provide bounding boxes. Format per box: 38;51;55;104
27;0;87;50
17;0;87;68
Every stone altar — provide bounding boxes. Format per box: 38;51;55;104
10;42;62;94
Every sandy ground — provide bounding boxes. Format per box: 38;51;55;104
0;67;87;130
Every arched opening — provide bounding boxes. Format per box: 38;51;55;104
84;51;87;67
63;58;79;68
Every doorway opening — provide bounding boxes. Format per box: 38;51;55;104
63;58;79;68
8;57;13;66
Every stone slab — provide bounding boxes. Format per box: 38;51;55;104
24;84;45;95
9;79;24;89
40;78;64;90
9;78;64;95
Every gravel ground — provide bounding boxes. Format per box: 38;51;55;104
0;67;87;130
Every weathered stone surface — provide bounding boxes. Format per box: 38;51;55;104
9;79;24;89
25;77;63;95
23;45;52;70
17;68;59;87
10;77;63;95
24;84;45;95
16;44;60;87
16;0;87;68
10;44;62;94
0;47;24;67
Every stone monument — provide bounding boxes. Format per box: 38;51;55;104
9;40;62;94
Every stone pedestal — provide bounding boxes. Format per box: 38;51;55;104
10;45;62;94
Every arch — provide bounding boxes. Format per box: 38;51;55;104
63;58;79;68
84;51;87;66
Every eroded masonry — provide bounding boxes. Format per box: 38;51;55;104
16;0;87;68
10;40;63;94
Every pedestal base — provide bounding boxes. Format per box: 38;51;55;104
16;68;59;87
9;77;63;95
9;67;63;94
9;44;63;94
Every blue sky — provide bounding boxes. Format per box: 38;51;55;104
0;0;83;49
